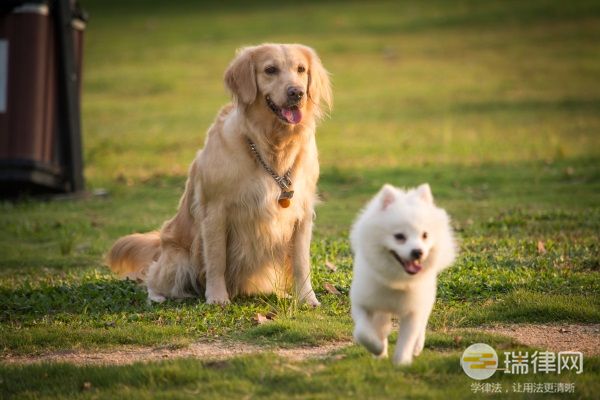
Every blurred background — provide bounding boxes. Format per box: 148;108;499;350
70;0;600;235
81;0;599;177
2;0;599;253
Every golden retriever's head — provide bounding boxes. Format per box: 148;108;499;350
224;44;332;126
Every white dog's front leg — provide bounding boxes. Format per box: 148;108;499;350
413;325;427;357
202;205;230;305
372;312;392;359
292;217;319;306
393;314;421;366
352;305;385;356
412;291;434;358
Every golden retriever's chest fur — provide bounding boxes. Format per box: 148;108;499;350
225;183;296;288
192;107;317;296
231;178;303;244
223;152;313;296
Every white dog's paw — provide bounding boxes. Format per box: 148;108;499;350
354;329;385;356
413;332;425;356
374;339;389;359
392;352;413;366
373;346;388;359
413;342;424;357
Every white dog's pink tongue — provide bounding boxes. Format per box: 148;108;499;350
282;108;302;124
404;261;422;275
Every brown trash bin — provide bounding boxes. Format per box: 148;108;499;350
0;0;85;197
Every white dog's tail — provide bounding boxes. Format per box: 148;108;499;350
106;232;161;281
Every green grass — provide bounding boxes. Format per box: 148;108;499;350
1;341;599;399
1;0;600;398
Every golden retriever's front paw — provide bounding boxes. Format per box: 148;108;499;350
206;296;231;305
354;330;385;356
301;292;321;307
205;287;231;305
147;288;166;303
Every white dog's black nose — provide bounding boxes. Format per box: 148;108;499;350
411;249;423;260
287;86;304;102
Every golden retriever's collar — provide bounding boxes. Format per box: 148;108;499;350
246;137;295;208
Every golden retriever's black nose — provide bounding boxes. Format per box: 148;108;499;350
411;249;423;260
287;86;304;102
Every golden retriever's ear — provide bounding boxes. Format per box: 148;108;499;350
299;45;333;119
224;47;257;105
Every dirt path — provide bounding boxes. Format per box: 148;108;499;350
1;323;598;366
1;341;353;366
477;323;600;356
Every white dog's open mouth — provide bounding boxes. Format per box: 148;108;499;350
389;250;422;275
266;95;302;125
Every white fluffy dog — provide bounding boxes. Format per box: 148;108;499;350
350;183;457;365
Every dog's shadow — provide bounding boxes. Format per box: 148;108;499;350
0;278;210;321
0;278;287;323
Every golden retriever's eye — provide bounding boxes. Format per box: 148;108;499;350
265;66;279;75
422;232;428;240
297;65;306;74
394;233;406;243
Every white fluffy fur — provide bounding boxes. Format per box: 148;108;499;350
350;183;457;365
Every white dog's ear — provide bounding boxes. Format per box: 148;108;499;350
379;184;397;210
224;47;257;105
416;183;434;204
298;45;333;120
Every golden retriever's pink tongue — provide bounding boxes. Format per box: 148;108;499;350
282;108;302;124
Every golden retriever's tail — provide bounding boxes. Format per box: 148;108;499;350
106;232;161;281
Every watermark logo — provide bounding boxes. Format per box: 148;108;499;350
461;343;499;380
461;343;584;393
461;344;584;380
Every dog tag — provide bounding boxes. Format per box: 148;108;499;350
278;191;294;208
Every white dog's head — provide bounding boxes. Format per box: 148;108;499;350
352;183;457;278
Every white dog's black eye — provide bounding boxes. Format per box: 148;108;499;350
265;66;279;75
297;65;306;73
422;232;428;240
394;233;406;242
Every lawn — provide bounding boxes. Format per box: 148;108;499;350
1;0;599;398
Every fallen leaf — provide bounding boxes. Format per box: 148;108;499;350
537;240;546;254
253;313;270;325
265;311;277;320
323;283;341;295
565;167;575;176
283;363;312;376
92;188;109;198
204;360;230;370
325;260;337;272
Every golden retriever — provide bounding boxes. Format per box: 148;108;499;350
107;44;332;306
